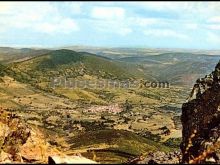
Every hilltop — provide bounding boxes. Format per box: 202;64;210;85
0;47;50;64
8;49;145;85
2;47;220;87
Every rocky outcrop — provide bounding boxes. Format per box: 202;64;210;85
0;108;97;164
181;60;220;164
0;110;31;162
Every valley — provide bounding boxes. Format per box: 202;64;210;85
0;47;219;163
0;75;185;163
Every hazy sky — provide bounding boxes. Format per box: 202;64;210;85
1;1;220;49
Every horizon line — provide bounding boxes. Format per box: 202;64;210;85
1;44;220;52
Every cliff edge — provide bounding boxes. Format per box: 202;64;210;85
181;60;220;163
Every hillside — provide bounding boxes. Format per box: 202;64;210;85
61;47;220;86
0;63;6;82
8;49;146;85
67;129;171;163
0;47;50;64
0;63;5;76
3;49;187;107
4;48;219;87
119;53;220;86
0;76;178;164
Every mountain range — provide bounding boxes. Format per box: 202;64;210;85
1;47;220;87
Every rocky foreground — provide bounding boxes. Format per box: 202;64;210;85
0;108;97;164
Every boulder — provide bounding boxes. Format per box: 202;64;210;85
48;155;97;164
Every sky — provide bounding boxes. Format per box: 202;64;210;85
1;1;220;50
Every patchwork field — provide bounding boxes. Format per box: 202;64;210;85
0;74;187;163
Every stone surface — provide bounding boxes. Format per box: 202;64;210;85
0;151;12;163
48;155;97;164
181;60;220;163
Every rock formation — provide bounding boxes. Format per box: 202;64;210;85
0;110;31;163
181;60;220;164
0;108;97;164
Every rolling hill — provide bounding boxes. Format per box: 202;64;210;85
1;47;219;87
119;52;220;86
119;52;220;66
63;46;173;59
62;47;220;86
8;49;147;85
0;47;51;64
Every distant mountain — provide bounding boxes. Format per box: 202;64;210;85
0;47;51;63
2;47;220;87
63;46;174;59
8;49;146;84
119;53;220;86
119;52;220;64
63;46;220;59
